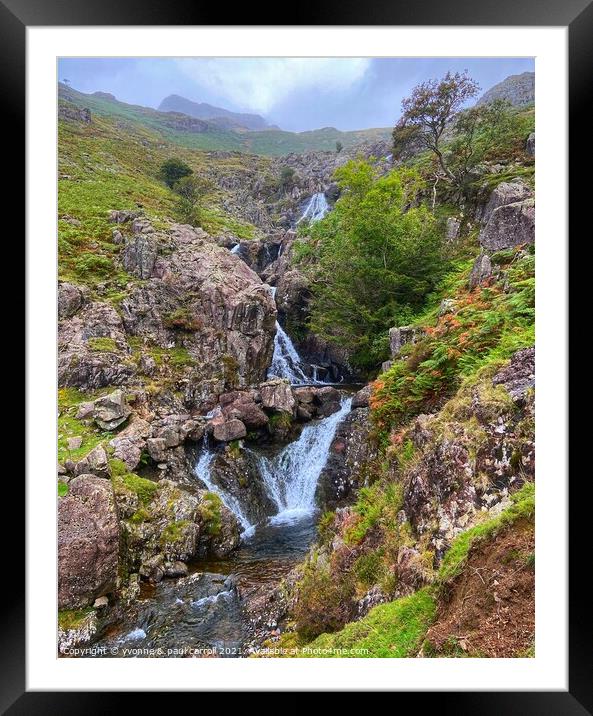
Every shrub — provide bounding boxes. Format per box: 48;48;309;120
158;158;193;189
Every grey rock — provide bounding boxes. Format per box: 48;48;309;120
121;234;158;279
58;282;86;320
58;475;119;609
468;253;493;289
352;385;372;409
389;325;424;359
479;198;535;251
480;181;533;226
93;389;131;431
260;380;295;414
74;444;110;479
492;346;535;401
212;418;247;442
526;132;535;157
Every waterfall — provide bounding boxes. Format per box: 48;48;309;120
256;396;353;524
296;192;329;224
230;244;241;255
194;447;255;537
267;322;310;384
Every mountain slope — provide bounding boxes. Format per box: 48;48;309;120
158;94;271;130
477;72;535;107
58;83;392;156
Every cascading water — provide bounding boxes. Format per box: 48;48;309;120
256;396;353;524
296;192;329;224
267;322;309;384
194;447;255;537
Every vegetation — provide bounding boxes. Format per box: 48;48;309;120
370;247;534;443
172;174;212;224
295;161;446;369
158;158;193;189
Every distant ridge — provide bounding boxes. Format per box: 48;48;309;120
477;72;535;108
158;94;272;131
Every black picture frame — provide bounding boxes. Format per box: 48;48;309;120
11;0;588;708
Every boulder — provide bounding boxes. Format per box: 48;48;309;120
219;391;269;429
58;282;86;319
525;132;535;157
93;389;131;430
445;217;461;242
108;209;142;224
479;181;532;226
74;444;110;479
468;253;493;289
58;475;120;609
479;198;535;252
389;325;424;359
109;417;151;471
351;385;372;409
260;380;295;414
213;418;247;442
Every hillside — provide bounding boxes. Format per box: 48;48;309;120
477;71;535;107
59;83;392;156
158;94;272;130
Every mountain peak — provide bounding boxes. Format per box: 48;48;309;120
158;94;271;131
477;72;535;108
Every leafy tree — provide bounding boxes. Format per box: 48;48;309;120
297;161;445;369
335;141;343;153
279;166;296;190
173;175;211;224
159;158;193;189
393;71;480;185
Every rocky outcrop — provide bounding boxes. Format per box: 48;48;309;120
476;72;535;108
58;301;135;390
389;325;424;359
468;253;493;289
403;349;535;557
479;181;532;226
58;282;87;319
58;475;120;609
479;198;535;252
207;449;276;525
116;479;240;582
317;406;374;509
120;221;277;399
121;233;158;279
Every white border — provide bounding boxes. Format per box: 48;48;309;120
27;26;567;691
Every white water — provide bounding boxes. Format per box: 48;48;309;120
230;244;241;254
296;192;329;224
257;396;352;523
194;396;352;533
194;449;255;537
191;590;234;609
267;322;310;384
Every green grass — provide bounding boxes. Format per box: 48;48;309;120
299;588;436;658
437;481;534;584
58;607;94;631
110;458;158;505
87;337;118;352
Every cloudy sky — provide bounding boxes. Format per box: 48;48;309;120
58;57;534;132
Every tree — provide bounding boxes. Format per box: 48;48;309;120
393;71;480;185
335;141;343;153
299;160;445;369
159;158;193;189
173;175;211;224
279;166;296;190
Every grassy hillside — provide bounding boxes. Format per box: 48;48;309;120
59;84;392;156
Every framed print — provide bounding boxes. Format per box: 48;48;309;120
9;0;588;707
